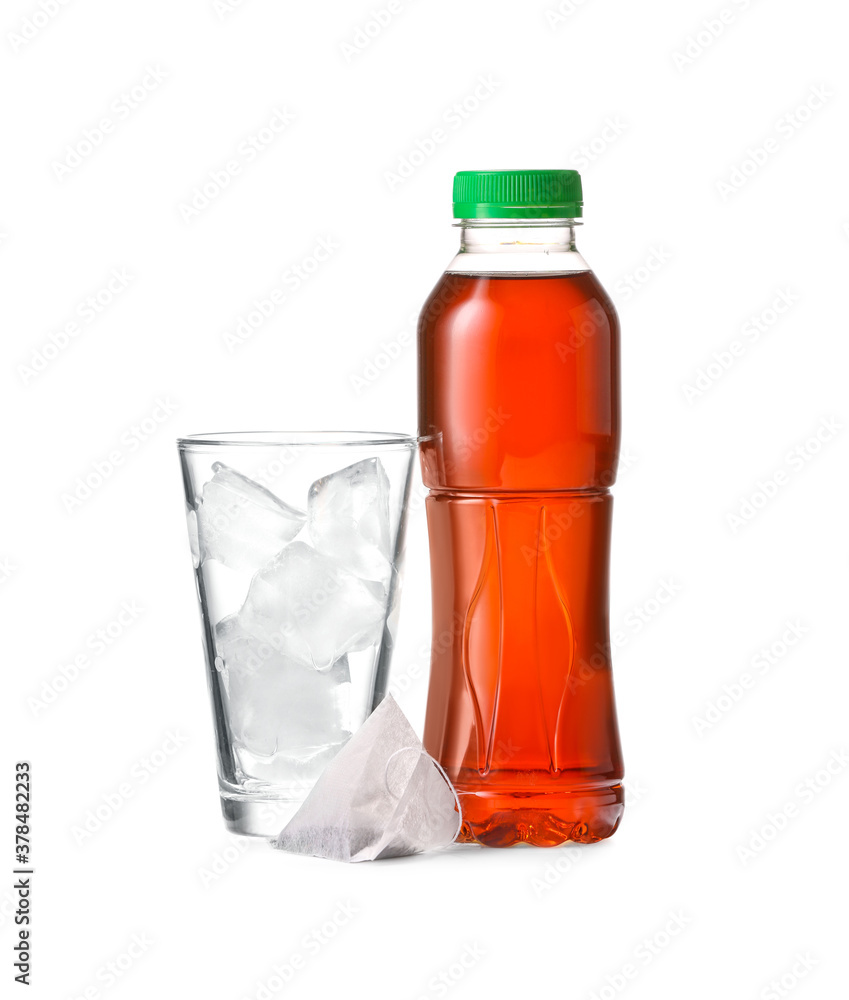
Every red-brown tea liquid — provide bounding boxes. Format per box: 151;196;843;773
418;270;624;847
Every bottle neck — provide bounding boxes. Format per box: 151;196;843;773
447;218;588;275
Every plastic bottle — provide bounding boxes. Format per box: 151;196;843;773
418;169;624;846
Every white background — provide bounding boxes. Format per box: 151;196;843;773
3;0;848;997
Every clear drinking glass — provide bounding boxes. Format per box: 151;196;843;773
177;431;416;836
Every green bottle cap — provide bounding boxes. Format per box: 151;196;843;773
452;169;583;219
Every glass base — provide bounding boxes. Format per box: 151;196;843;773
219;790;307;838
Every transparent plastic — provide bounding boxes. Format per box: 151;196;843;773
418;220;625;846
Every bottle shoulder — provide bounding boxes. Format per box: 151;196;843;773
419;267;619;335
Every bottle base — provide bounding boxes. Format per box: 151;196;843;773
455;781;624;847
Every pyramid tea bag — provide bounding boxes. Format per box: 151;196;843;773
274;695;461;862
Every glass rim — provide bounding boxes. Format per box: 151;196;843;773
177;430;417;450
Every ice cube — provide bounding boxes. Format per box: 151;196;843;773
197;462;305;571
185;507;200;568
214;615;351;757
307;458;392;584
198;559;253;629
240;541;386;670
